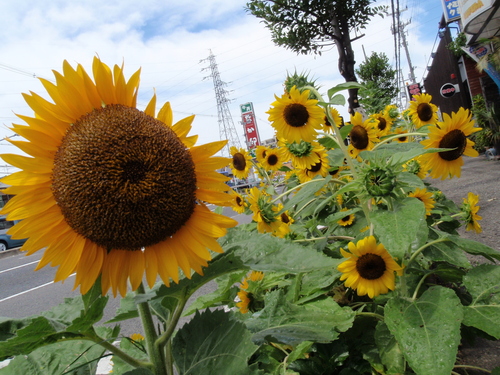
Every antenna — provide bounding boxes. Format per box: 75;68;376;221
201;50;242;157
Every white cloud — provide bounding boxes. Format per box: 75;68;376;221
0;0;443;175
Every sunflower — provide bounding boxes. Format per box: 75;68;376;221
255;145;269;164
338;236;403;298
230;146;252;179
267;86;324;143
260;148;284;172
420;107;481;179
337;208;355;226
296;148;330;183
407;93;438;128
322;107;343;133
408;188;435;216
369;112;393;137
274;204;294;238
229;190;247;214
461;192;482;233
278;139;322;169
403;156;428;179
246;187;282;233
0;58;237;297
236;271;264;314
347;112;380;159
392;127;409;143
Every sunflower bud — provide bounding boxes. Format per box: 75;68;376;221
363;167;397;197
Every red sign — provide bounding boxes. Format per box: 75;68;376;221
242;112;260;148
407;83;422;98
440;83;456;98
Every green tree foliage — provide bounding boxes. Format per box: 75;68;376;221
355;52;398;113
245;0;386;114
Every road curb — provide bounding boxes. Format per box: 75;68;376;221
0;248;21;259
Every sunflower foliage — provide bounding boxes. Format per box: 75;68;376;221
0;62;500;375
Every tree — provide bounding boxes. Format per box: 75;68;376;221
356;52;398;113
246;0;386;114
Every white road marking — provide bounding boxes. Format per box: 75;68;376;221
0;260;40;274
0;273;75;303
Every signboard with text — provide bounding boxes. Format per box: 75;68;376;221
407;83;422;99
442;0;461;23
240;103;261;149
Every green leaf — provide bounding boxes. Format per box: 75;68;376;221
318;135;338;149
297;269;341;304
0;316;79;360
462;264;500;339
422;240;471;269
283;176;332;213
183;270;246;316
0;333;111;375
106;291;139;323
385;286;463;375
67;295;108;333
327;82;365;99
245;290;354;346
287;340;314;363
172;309;258;375
372;198;428;261
374;321;404;374
82;276;104;313
122;369;155;375
222;228;342;273
447;234;500;262
339;124;353;141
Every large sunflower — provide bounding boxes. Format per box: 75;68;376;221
347;112;380;159
338;236;403;298
0;58;237;297
420;107;481;179
267;86;324;143
407;93;438;128
461;192;482;233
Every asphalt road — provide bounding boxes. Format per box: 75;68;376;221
0;206;250;338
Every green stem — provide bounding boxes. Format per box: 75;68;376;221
155;287;188;350
372;132;427;149
137;283;166;375
406;237;450;270
453;365;491;373
356;312;384;321
84;330;152;370
412;273;432;300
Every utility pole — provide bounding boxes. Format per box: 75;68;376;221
201;50;242;157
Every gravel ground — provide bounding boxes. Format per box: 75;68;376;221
426;155;500;373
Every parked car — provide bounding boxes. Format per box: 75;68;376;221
0;217;26;251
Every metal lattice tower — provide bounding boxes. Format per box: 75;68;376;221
201;50;242;157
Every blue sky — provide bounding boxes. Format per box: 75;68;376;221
0;0;444;175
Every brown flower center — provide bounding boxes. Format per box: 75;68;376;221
438;129;467;161
377;117;387;131
52;104;197;251
356;253;387;280
324;116;332;127
350;125;369;150
283;103;309;128
232;153;247;171
267;154;279;166
341;215;351;223
236;196;243;207
280;212;291;224
417;103;433;122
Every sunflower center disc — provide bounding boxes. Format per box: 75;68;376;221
52;104;197;251
377;117;387;131
438;129;467;161
417;103;433;122
267;154;278;166
350;125;369;150
284;103;309;128
356;253;387;280
233;153;247;171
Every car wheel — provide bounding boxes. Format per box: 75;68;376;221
0;242;6;252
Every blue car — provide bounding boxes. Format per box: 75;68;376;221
0;217;26;251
